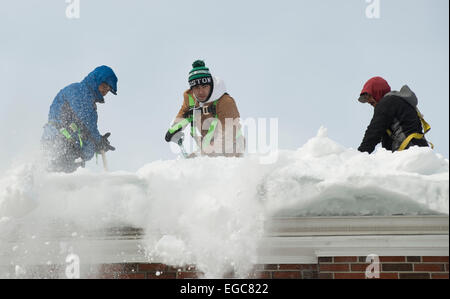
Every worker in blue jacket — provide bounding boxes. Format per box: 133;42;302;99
41;66;118;173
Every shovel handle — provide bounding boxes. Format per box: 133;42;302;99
100;150;109;172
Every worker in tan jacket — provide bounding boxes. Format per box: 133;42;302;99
165;60;244;157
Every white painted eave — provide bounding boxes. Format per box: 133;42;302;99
0;216;448;266
264;215;449;236
258;215;449;264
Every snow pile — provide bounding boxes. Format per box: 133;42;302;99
0;127;448;278
262;127;448;216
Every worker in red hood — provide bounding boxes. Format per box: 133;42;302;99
357;76;431;153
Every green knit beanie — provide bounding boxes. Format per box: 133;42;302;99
188;60;212;88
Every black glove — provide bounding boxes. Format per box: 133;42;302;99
98;132;116;152
165;128;184;144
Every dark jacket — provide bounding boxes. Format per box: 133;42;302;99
358;85;429;153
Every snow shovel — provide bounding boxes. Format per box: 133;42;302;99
177;134;189;159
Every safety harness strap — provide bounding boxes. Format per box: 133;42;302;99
386;109;434;151
187;94;220;143
188;95;196;137
50;121;83;148
200;101;219;149
398;133;424;151
175;94;242;151
417;108;431;133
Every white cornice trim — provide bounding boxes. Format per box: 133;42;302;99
265;215;449;236
256;234;449;264
1;216;448;266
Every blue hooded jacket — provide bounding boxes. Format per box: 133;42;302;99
42;66;118;161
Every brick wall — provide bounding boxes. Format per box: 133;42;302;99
88;263;321;279
4;256;448;279
79;256;450;279
318;256;449;279
100;256;448;279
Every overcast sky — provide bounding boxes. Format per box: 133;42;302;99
0;0;448;172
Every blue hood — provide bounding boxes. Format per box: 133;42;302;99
82;65;118;103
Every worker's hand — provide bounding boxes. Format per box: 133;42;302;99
98;132;116;152
165;128;183;144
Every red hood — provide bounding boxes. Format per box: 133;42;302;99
361;77;391;102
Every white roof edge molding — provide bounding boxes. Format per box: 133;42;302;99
256;216;449;264
95;216;450;265
56;215;449;239
1;216;447;266
264;215;449;237
257;234;449;264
